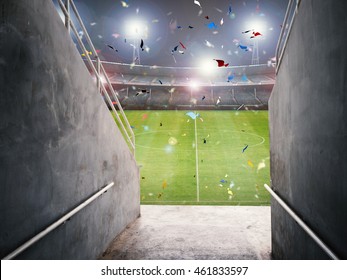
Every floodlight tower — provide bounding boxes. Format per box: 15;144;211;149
125;20;148;65
251;38;259;65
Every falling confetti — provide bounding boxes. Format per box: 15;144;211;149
247;160;254;168
228;4;232;15
229;181;235;188
106;44;118;52
207;22;218;29
216;96;221;105
162;180;167;189
81;51;92;56
120;1;129;8
239;44;249;51
90;22;96;26
168;137;178;145
220;179;227;183
171;45;179;53
257;160;266;172
220;18;224;25
250;31;262;38
242;144;248;153
204;40;215;48
194;0;202;8
227;74;235;82
179;41;187;49
214;59;229;67
186;112;200;119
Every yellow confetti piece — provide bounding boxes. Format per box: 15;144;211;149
247;160;254;168
162;180;167;189
228;190;233;195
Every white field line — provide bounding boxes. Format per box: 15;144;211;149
194;115;200;202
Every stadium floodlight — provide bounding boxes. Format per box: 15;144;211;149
198;58;218;76
245;18;267;36
124;19;148;39
189;81;199;90
124;19;148;65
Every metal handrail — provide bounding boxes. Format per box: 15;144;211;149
56;0;135;154
263;184;339;260
275;0;301;73
2;182;115;260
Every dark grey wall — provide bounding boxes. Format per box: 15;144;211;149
269;0;347;259
0;0;140;259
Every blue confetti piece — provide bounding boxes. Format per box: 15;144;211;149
206;22;218;29
220;179;227;183
227;74;234;82
186;112;200;119
242;74;248;81
239;44;248;51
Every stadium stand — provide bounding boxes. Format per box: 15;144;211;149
88;61;275;110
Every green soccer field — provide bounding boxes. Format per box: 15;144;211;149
121;110;270;206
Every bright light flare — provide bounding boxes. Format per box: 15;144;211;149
124;19;148;39
198;59;218;76
245;18;267;36
189;81;199;90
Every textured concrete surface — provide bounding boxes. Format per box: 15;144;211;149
100;205;271;260
0;0;140;259
269;0;347;259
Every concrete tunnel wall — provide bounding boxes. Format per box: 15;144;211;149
0;0;140;259
269;0;347;259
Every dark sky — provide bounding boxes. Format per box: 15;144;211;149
61;0;289;67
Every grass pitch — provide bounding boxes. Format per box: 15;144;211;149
121;110;270;206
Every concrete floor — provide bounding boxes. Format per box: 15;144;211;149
100;205;271;260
